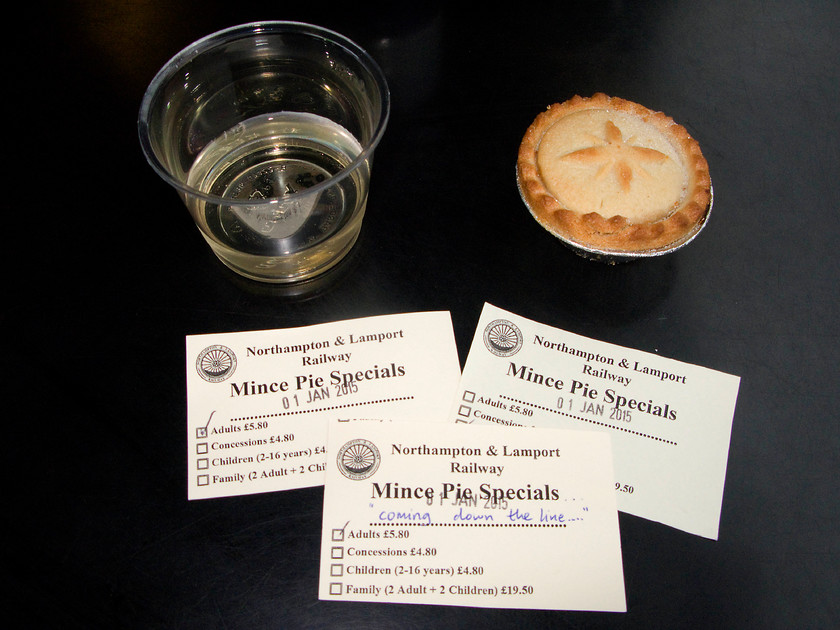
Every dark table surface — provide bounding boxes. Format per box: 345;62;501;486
9;1;839;628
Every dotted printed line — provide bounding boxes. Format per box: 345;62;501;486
369;522;567;528
232;396;415;421
500;395;678;446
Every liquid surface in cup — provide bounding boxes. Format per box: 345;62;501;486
186;112;366;257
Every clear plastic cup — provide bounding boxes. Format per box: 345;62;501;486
138;22;390;283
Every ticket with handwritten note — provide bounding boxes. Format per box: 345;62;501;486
318;418;626;612
452;304;741;539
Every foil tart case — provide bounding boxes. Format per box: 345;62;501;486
516;168;714;264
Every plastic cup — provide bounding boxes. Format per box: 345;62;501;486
138;22;390;283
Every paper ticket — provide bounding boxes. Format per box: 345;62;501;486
319;418;626;611
185;311;461;499
452;303;740;539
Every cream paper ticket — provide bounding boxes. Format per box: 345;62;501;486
185;312;461;499
319;419;626;612
452;304;740;540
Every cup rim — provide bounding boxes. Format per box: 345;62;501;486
137;21;391;207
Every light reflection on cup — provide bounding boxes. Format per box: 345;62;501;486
138;22;390;283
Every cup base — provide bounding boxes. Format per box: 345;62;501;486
208;228;362;284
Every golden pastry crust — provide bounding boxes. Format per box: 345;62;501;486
517;93;711;253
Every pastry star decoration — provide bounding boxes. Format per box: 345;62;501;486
560;120;669;191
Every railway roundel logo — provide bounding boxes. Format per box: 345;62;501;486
196;345;237;382
336;439;381;480
482;319;523;357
